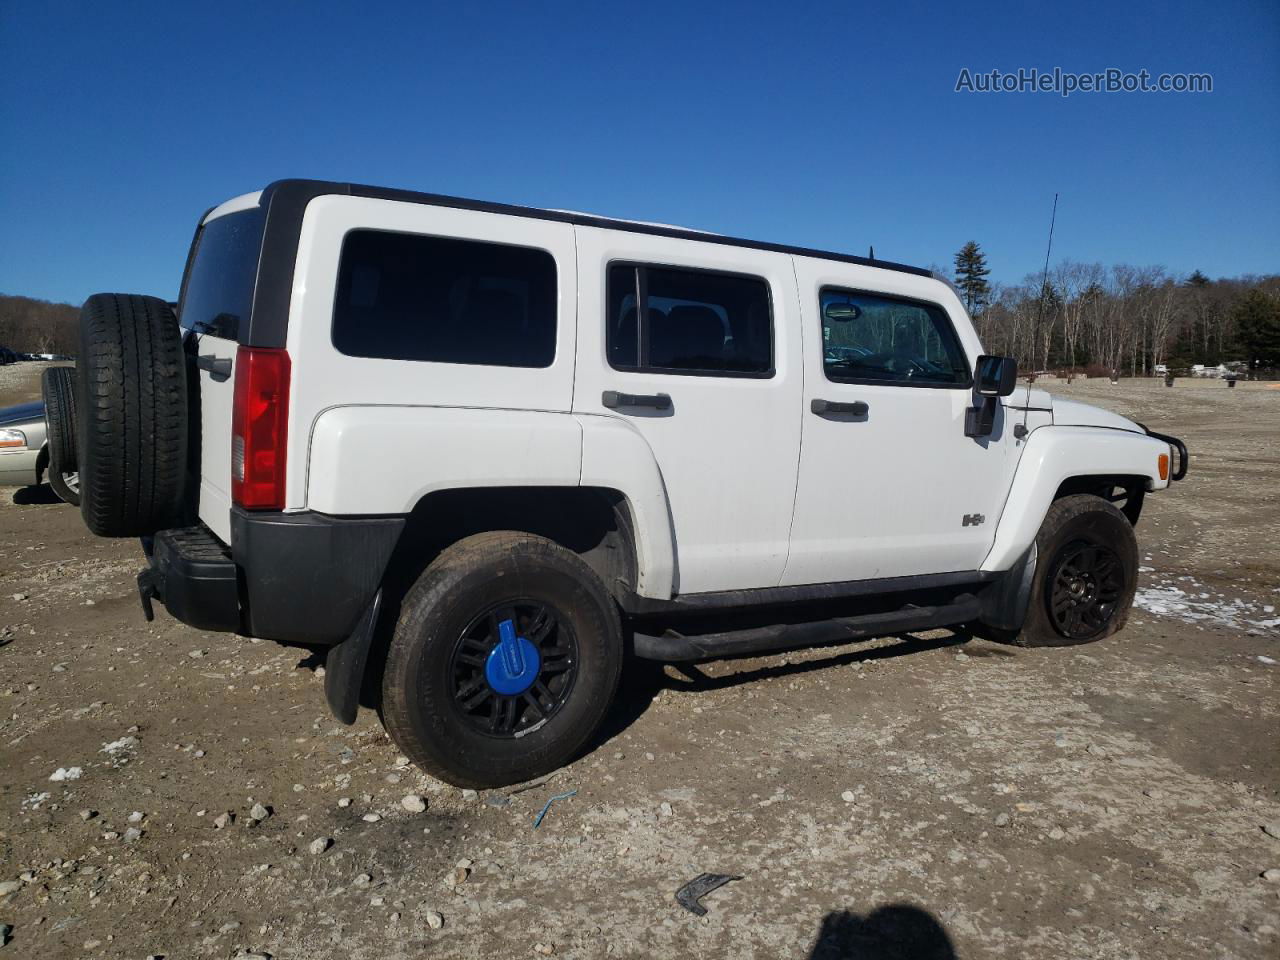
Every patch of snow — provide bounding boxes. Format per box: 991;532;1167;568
100;736;138;754
1134;575;1280;634
48;766;82;781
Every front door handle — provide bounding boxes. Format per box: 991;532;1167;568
811;398;868;416
196;354;232;381
602;390;672;411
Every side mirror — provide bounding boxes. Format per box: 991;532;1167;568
975;355;1017;397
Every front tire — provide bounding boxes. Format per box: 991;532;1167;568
1012;494;1139;647
380;532;623;788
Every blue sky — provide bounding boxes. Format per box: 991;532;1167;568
1;0;1277;305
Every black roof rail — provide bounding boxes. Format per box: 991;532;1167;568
238;178;934;348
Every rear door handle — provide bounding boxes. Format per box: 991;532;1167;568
602;390;672;411
811;398;868;416
197;354;232;381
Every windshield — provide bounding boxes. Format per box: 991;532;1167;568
178;207;266;340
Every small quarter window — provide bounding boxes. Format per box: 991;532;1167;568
179;207;266;340
332;230;557;367
607;264;772;376
820;288;970;387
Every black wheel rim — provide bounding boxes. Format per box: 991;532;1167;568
448;601;578;738
1047;540;1124;639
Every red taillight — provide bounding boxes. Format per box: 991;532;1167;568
231;346;291;510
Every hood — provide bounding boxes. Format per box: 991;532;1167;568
1003;385;1053;411
1050;397;1143;433
0;401;44;427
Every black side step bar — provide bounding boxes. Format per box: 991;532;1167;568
632;594;983;662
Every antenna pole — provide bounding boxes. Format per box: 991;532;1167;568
1033;193;1059;375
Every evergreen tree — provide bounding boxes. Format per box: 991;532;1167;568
953;242;991;315
1186;269;1210;287
1233;288;1280;369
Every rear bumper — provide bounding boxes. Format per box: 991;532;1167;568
139;526;240;632
139;509;404;645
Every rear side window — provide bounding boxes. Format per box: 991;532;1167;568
820;287;970;387
179;207;266;340
607;264;773;376
332;230;557;367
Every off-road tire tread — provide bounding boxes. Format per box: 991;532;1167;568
380;531;623;788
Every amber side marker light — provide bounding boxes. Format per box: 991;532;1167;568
1158;453;1170;481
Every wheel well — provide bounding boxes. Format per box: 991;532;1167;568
1052;474;1146;526
384;486;639;602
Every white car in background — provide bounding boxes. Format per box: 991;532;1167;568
0;401;49;487
0;366;80;504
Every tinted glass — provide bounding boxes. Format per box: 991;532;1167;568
179;207;266;339
333;230;557;367
607;264;772;375
820;288;969;386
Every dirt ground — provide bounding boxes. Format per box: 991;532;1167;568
1;365;1277;960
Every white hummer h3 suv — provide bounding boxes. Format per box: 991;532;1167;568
58;180;1187;787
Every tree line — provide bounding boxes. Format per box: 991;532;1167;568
6;248;1280;376
0;294;80;356
947;245;1280;377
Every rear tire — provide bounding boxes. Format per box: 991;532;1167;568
380;532;623;788
42;365;81;506
77;294;188;537
42;366;78;472
47;468;80;507
1005;494;1138;647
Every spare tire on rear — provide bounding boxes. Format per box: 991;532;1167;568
77;293;188;537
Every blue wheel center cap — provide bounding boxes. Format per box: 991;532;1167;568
485;618;541;696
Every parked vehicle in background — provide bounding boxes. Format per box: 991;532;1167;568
63;179;1189;788
0;398;78;503
0;367;80;504
0;346;19;364
0;401;47;485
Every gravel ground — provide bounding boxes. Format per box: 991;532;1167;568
0;361;69;406
1;374;1277;959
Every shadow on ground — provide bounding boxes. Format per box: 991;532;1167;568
593;630;998;750
12;482;66;505
807;904;957;959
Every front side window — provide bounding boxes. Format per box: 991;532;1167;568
332;230;557;367
607;264;773;376
820;288;970;387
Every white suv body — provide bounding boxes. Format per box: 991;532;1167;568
190;184;1170;597
69;180;1186;786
